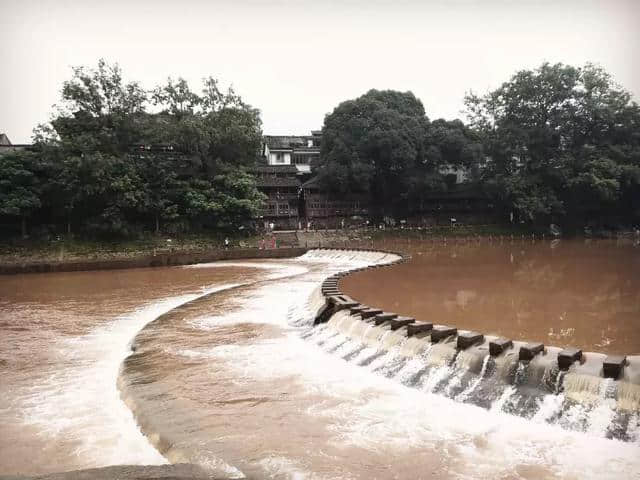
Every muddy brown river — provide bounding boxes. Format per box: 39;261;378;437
343;238;640;355
0;244;639;479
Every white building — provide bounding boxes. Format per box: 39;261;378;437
263;130;322;173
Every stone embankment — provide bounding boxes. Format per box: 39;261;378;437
312;247;640;386
0;247;308;275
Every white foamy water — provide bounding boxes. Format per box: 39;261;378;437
136;249;638;479
205;327;640;479
20;284;243;468
4;248;639;479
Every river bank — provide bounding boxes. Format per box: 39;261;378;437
0;225;537;274
0;246;308;274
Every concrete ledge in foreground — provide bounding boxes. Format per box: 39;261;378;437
0;464;230;480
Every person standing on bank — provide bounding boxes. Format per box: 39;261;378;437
224;237;230;249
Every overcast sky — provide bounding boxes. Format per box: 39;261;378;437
1;0;638;144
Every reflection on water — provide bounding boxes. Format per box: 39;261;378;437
342;238;640;354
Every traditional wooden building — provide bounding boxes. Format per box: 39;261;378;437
301;176;369;226
263;131;321;174
253;130;493;229
249;165;304;229
415;183;494;225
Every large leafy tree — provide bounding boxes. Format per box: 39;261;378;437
317;90;484;217
318;89;430;217
465;62;640;225
23;59;265;237
0;151;42;237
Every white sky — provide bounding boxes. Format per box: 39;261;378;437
1;0;638;144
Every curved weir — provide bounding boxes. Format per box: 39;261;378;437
309;248;640;442
116;248;640;479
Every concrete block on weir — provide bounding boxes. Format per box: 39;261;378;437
373;312;399;325
328;296;359;311
322;286;340;293
489;338;513;356
349;305;367;315
406;322;433;337
322;291;341;297
557;348;583;370
360;308;384;319
519;342;544;361
430;325;457;343
603;355;627;379
457;331;484;350
313;301;333;325
387;316;415;330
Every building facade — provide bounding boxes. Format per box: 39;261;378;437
263;131;322;174
250;165;303;229
253;129;493;229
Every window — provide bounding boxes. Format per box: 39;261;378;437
293;154;309;165
278;203;290;215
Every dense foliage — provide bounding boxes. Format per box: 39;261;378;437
465;62;640;226
1;60;264;238
317;90;483;218
315;64;639;227
2;60;638;238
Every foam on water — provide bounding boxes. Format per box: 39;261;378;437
103;248;640;478
20;283;244;468
203;321;640;480
456;355;490;402
7;257;315;474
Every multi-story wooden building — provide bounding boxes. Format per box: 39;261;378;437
262;131;322;174
250;165;303;229
253;130;493;229
301;176;369;227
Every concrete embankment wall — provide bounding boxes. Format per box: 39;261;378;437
0;247;309;275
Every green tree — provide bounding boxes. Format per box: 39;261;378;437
318;89;429;218
465;62;640;226
0;151;42;237
23;60;265;238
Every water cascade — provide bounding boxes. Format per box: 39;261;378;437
300;249;640;443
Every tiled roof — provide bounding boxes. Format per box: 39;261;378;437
256;177;302;188
249;165;299;174
264;136;309;150
302;176;320;188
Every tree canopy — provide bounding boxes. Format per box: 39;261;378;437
316;89;483;218
2;60;638;238
2;59;265;238
465;62;640;225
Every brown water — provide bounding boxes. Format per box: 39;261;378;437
0;264;265;475
1;249;639;479
343;238;640;355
